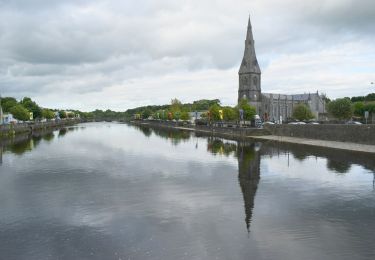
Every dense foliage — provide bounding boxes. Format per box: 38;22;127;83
10;104;31;121
2;91;373;123
292;104;314;121
21;97;42;119
236;99;256;120
327;98;353;120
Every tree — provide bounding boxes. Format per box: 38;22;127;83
365;93;375;102
352;102;365;117
59;111;67;119
170;98;182;113
364;102;375;113
328;98;353;120
10;104;30;121
208;104;221;121
20;97;42;119
142;108;152;119
180;111;191;121
292;104;314;121
222;106;237;121
236;99;256;120
67;112;75;119
0;97;18;112
351;96;365;103
42;109;55;120
191;99;220;111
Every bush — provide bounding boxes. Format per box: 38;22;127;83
222;106;237;121
10;104;30;121
236;99;256;120
292;104;314;121
180;111;191;121
208;104;221;121
328;98;353;120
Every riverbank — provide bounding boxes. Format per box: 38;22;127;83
129;120;375;154
0;119;81;139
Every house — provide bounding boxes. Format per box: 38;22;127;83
2;113;18;124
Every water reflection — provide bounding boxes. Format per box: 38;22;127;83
207;137;260;232
1;123;375;260
134;124;375;233
133;124;191;145
262;141;375;174
0;127;77;158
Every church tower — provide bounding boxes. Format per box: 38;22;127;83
238;16;262;114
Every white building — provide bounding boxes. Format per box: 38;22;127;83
2;113;17;124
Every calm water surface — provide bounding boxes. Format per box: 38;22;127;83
0;122;374;260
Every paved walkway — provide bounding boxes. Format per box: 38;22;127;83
251;135;375;154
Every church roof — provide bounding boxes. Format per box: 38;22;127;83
262;93;320;101
239;16;261;75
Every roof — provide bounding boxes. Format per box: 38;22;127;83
262;93;321;101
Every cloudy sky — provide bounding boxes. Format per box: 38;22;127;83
0;0;374;111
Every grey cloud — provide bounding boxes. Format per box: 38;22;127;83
0;0;374;110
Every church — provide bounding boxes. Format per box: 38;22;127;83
238;17;326;122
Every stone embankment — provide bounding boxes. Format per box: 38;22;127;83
0;119;81;139
130;120;375;154
130;120;270;139
264;124;375;145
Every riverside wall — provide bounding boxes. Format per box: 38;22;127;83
264;124;375;145
130;120;375;146
0;119;81;138
130;120;270;139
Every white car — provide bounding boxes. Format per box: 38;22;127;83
346;121;362;125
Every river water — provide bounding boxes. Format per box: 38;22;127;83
0;122;374;260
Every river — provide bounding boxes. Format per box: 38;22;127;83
0;122;374;260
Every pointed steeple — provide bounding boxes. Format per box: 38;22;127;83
239;15;261;75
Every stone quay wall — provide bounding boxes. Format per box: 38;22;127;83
265;124;375;145
129;120;270;139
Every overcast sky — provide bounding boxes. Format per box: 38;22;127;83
0;0;374;111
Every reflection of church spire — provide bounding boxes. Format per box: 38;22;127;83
237;142;261;233
0;145;3;165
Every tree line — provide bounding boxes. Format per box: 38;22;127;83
2;92;374;123
326;93;375;120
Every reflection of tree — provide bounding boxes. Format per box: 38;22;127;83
134;124;192;145
206;138;237;156
152;128;191;145
327;160;351;174
261;141;372;175
58;128;67;137
7;139;34;155
2;129;66;156
237;142;260;233
133;125;153;137
42;132;55;142
291;149;309;161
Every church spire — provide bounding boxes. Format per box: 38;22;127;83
239;15;261;75
246;15;253;41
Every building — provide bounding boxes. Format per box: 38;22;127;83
238;16;326;122
2;113;17;124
